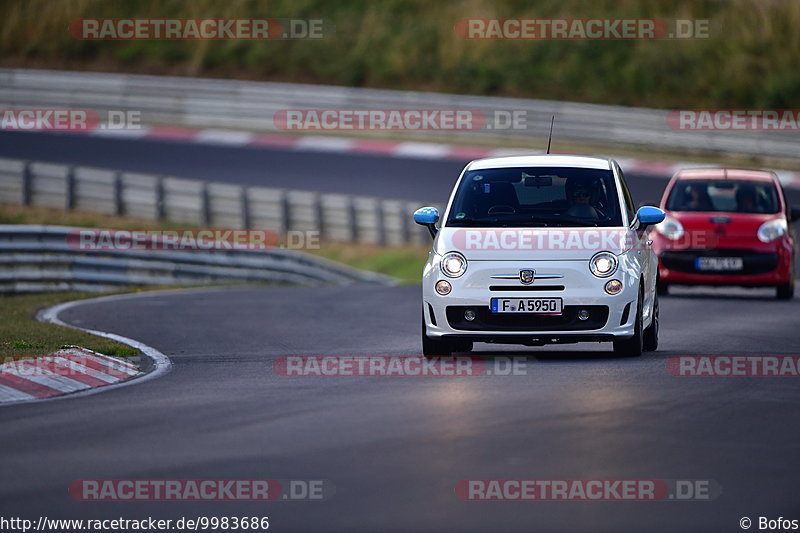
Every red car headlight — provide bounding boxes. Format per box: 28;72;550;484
757;219;788;243
655;215;684;240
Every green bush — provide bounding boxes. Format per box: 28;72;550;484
1;0;797;108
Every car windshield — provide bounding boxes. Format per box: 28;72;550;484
446;166;623;227
666;179;780;214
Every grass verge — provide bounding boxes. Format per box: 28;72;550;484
0;292;141;360
308;242;427;285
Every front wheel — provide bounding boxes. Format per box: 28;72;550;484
643;291;659;352
776;278;795;300
656;280;669;295
422;320;453;357
453;340;473;353
613;289;643;357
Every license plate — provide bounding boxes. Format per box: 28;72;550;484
695;257;744;271
490;298;563;314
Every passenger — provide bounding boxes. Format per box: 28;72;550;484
735;185;759;213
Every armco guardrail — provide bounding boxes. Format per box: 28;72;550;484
0;157;438;247
0;225;395;293
0;68;795;159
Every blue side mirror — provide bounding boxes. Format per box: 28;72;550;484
413;207;439;225
413;207;439;238
636;206;666;226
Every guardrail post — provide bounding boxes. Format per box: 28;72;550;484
65;167;76;210
348;196;358;242
21;161;32;206
375;199;386;246
314;193;325;242
280;190;291;234
155;177;166;220
240;186;251;230
398;203;409;245
200;183;211;226
113;172;124;216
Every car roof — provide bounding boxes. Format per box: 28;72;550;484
672;168;778;183
466;154;612;171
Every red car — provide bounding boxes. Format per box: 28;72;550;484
652;168;798;299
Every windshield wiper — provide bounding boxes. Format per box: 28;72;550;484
449;215;600;227
447;217;497;226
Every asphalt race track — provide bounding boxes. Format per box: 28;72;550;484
1;131;800;532
0;130;723;204
1;285;799;532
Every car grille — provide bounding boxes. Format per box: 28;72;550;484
489;285;565;291
446;305;609;331
660;249;779;275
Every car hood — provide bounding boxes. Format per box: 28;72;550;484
434;226;637;261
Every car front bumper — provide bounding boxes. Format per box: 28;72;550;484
423;259;642;344
655;239;794;287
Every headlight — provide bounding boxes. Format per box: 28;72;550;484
590;252;618;278
655;215;684;240
757;219;788;243
440;252;467;278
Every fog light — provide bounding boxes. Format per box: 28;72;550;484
464;309;477;321
578;309;590;321
435;280;452;295
604;279;623;295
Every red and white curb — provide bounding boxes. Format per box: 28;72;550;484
0;346;140;403
85;126;800;188
0;292;174;406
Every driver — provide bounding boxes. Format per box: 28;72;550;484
564;176;602;219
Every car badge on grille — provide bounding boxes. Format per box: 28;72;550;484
519;269;535;284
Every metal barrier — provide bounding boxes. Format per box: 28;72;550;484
0;225;396;293
0;68;795;159
0;157;438;247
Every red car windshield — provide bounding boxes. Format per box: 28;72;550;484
666;179;780;214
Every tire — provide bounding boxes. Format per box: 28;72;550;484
776;278;795;300
613;288;643;357
453;340;474;353
656;280;669;295
422;319;453;357
643;291;659;352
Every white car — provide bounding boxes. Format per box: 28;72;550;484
413;155;665;357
